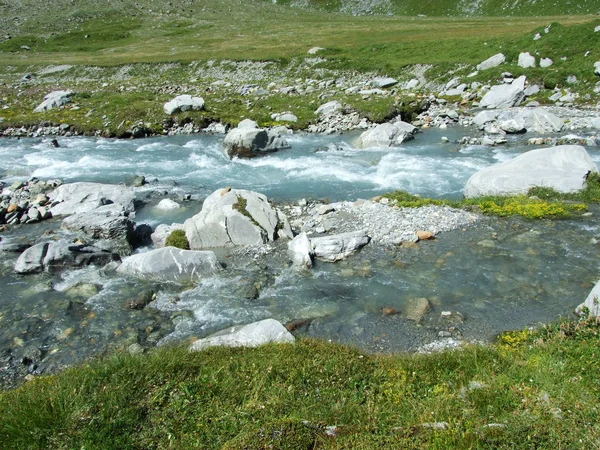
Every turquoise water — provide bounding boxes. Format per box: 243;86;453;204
1;128;599;385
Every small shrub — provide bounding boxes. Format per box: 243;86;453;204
165;230;189;250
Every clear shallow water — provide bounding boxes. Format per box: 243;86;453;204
1;128;600;386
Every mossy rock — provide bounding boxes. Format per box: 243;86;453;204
221;418;321;450
164;229;190;250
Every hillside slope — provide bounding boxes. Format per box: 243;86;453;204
271;0;599;16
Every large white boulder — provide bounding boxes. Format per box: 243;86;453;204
33;90;73;113
315;101;343;116
311;230;371;262
576;281;600;317
117;247;221;283
355;121;417;148
190;319;294;351
184;188;292;249
61;203;134;242
518;52;536;68
49;182;135;216
163;95;205;115
288;232;312;269
476;53;506;71
464;145;598;198
479;76;526;109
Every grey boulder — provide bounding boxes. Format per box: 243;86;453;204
355;121;416;148
480;76;526;109
184;188;293;249
117;247;221;284
163;95;205;114
33;91;73;113
311;230;371;262
476;53;506;71
49;182;135;216
14;240;119;274
370;77;398;88
61;204;134;242
576;280;600;317
190;319;294;351
464;145;598;198
223;122;290;158
315;101;343;116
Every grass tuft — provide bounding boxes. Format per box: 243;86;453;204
165;229;190;250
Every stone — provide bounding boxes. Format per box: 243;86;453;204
355;121;417;148
287;232;312;269
518;52;536;68
416;230;435;240
223;125;290;159
49;182;135;216
540;58;553;68
464;145;598;198
33;91;73;113
523;84;540;96
476;53;506;71
117;247;221;283
64;282;100;298
131;175;145;187
405;297;431;321
576;280;600;317
151;223;184;248
156;199;181;210
307;47;325;55
190;319;294;351
479;76;526;109
370;77;398;88
163;95;205;114
61;204;134;242
315;101;343;117
271;112;298;123
184;188;292;249
595;62;600;76
14;240;120;274
238;118;259;129
472;110;499;128
405;79;420;89
311;230;371;262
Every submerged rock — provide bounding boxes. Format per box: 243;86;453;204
464;145;598;198
189;319;294;351
14;240;120;274
184;188;292;249
117;247;221;283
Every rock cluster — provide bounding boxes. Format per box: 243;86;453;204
0;178;61;225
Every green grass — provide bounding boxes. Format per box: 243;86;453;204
1;316;599;449
165;230;190;250
383;173;600;220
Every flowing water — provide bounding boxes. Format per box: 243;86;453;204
1;127;599;385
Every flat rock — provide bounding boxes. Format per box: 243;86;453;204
49;182;135;216
190;319;294;351
33;91;72;113
476;53;506;71
464;145;598;198
61;203;134;242
370;77;398;88
117;247;221;283
311;230;371;262
14;240;119;274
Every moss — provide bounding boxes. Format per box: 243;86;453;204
164;229;190;250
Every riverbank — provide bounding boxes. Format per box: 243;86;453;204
1;315;599;449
